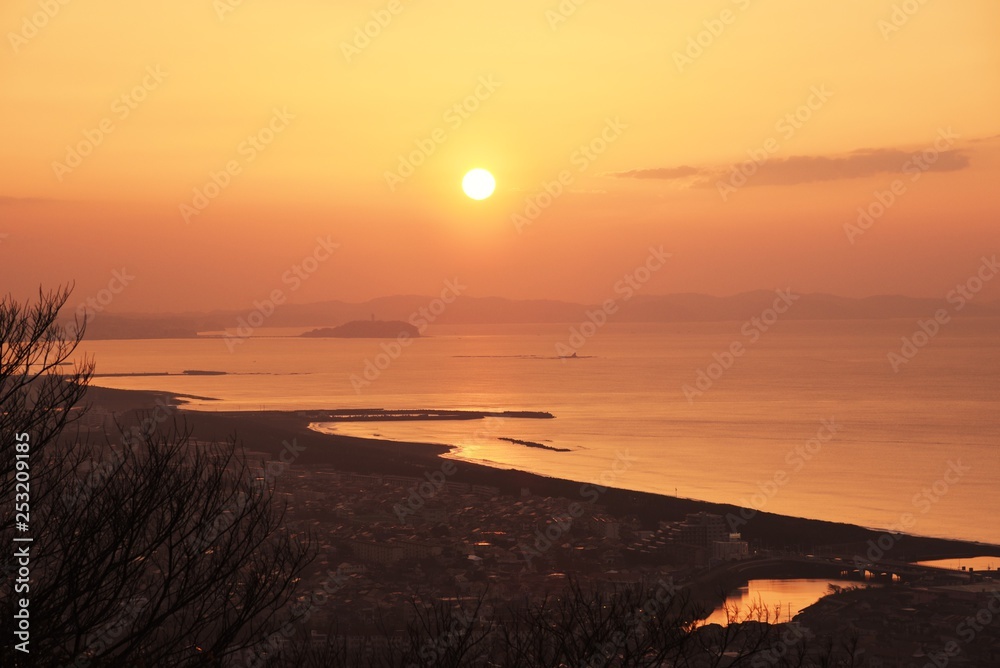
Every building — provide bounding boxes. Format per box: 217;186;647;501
712;533;750;561
677;512;729;548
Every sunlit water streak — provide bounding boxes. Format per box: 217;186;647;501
83;319;1000;544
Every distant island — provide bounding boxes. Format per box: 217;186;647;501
300;320;420;339
64;293;1000;340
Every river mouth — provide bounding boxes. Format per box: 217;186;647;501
701;578;869;626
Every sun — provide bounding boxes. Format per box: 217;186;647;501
462;168;496;200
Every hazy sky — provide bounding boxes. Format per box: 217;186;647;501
2;0;999;312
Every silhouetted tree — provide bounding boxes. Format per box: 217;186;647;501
0;287;314;666
278;579;858;667
0;287;871;667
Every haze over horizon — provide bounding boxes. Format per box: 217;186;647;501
64;287;1000;319
3;3;1000;663
2;0;999;311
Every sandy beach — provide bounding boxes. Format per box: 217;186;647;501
85;384;1000;563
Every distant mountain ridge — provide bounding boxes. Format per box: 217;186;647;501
75;292;1000;340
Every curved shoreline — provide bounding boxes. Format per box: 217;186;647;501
89;385;1000;561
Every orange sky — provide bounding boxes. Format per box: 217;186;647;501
2;0;999;312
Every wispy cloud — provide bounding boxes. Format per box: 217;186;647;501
609;141;979;189
612;166;701;180
969;133;1000;144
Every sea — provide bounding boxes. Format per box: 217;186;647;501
81;319;1000;546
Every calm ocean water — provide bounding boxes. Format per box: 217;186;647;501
82;319;1000;545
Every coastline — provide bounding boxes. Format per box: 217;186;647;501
88;384;1000;562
